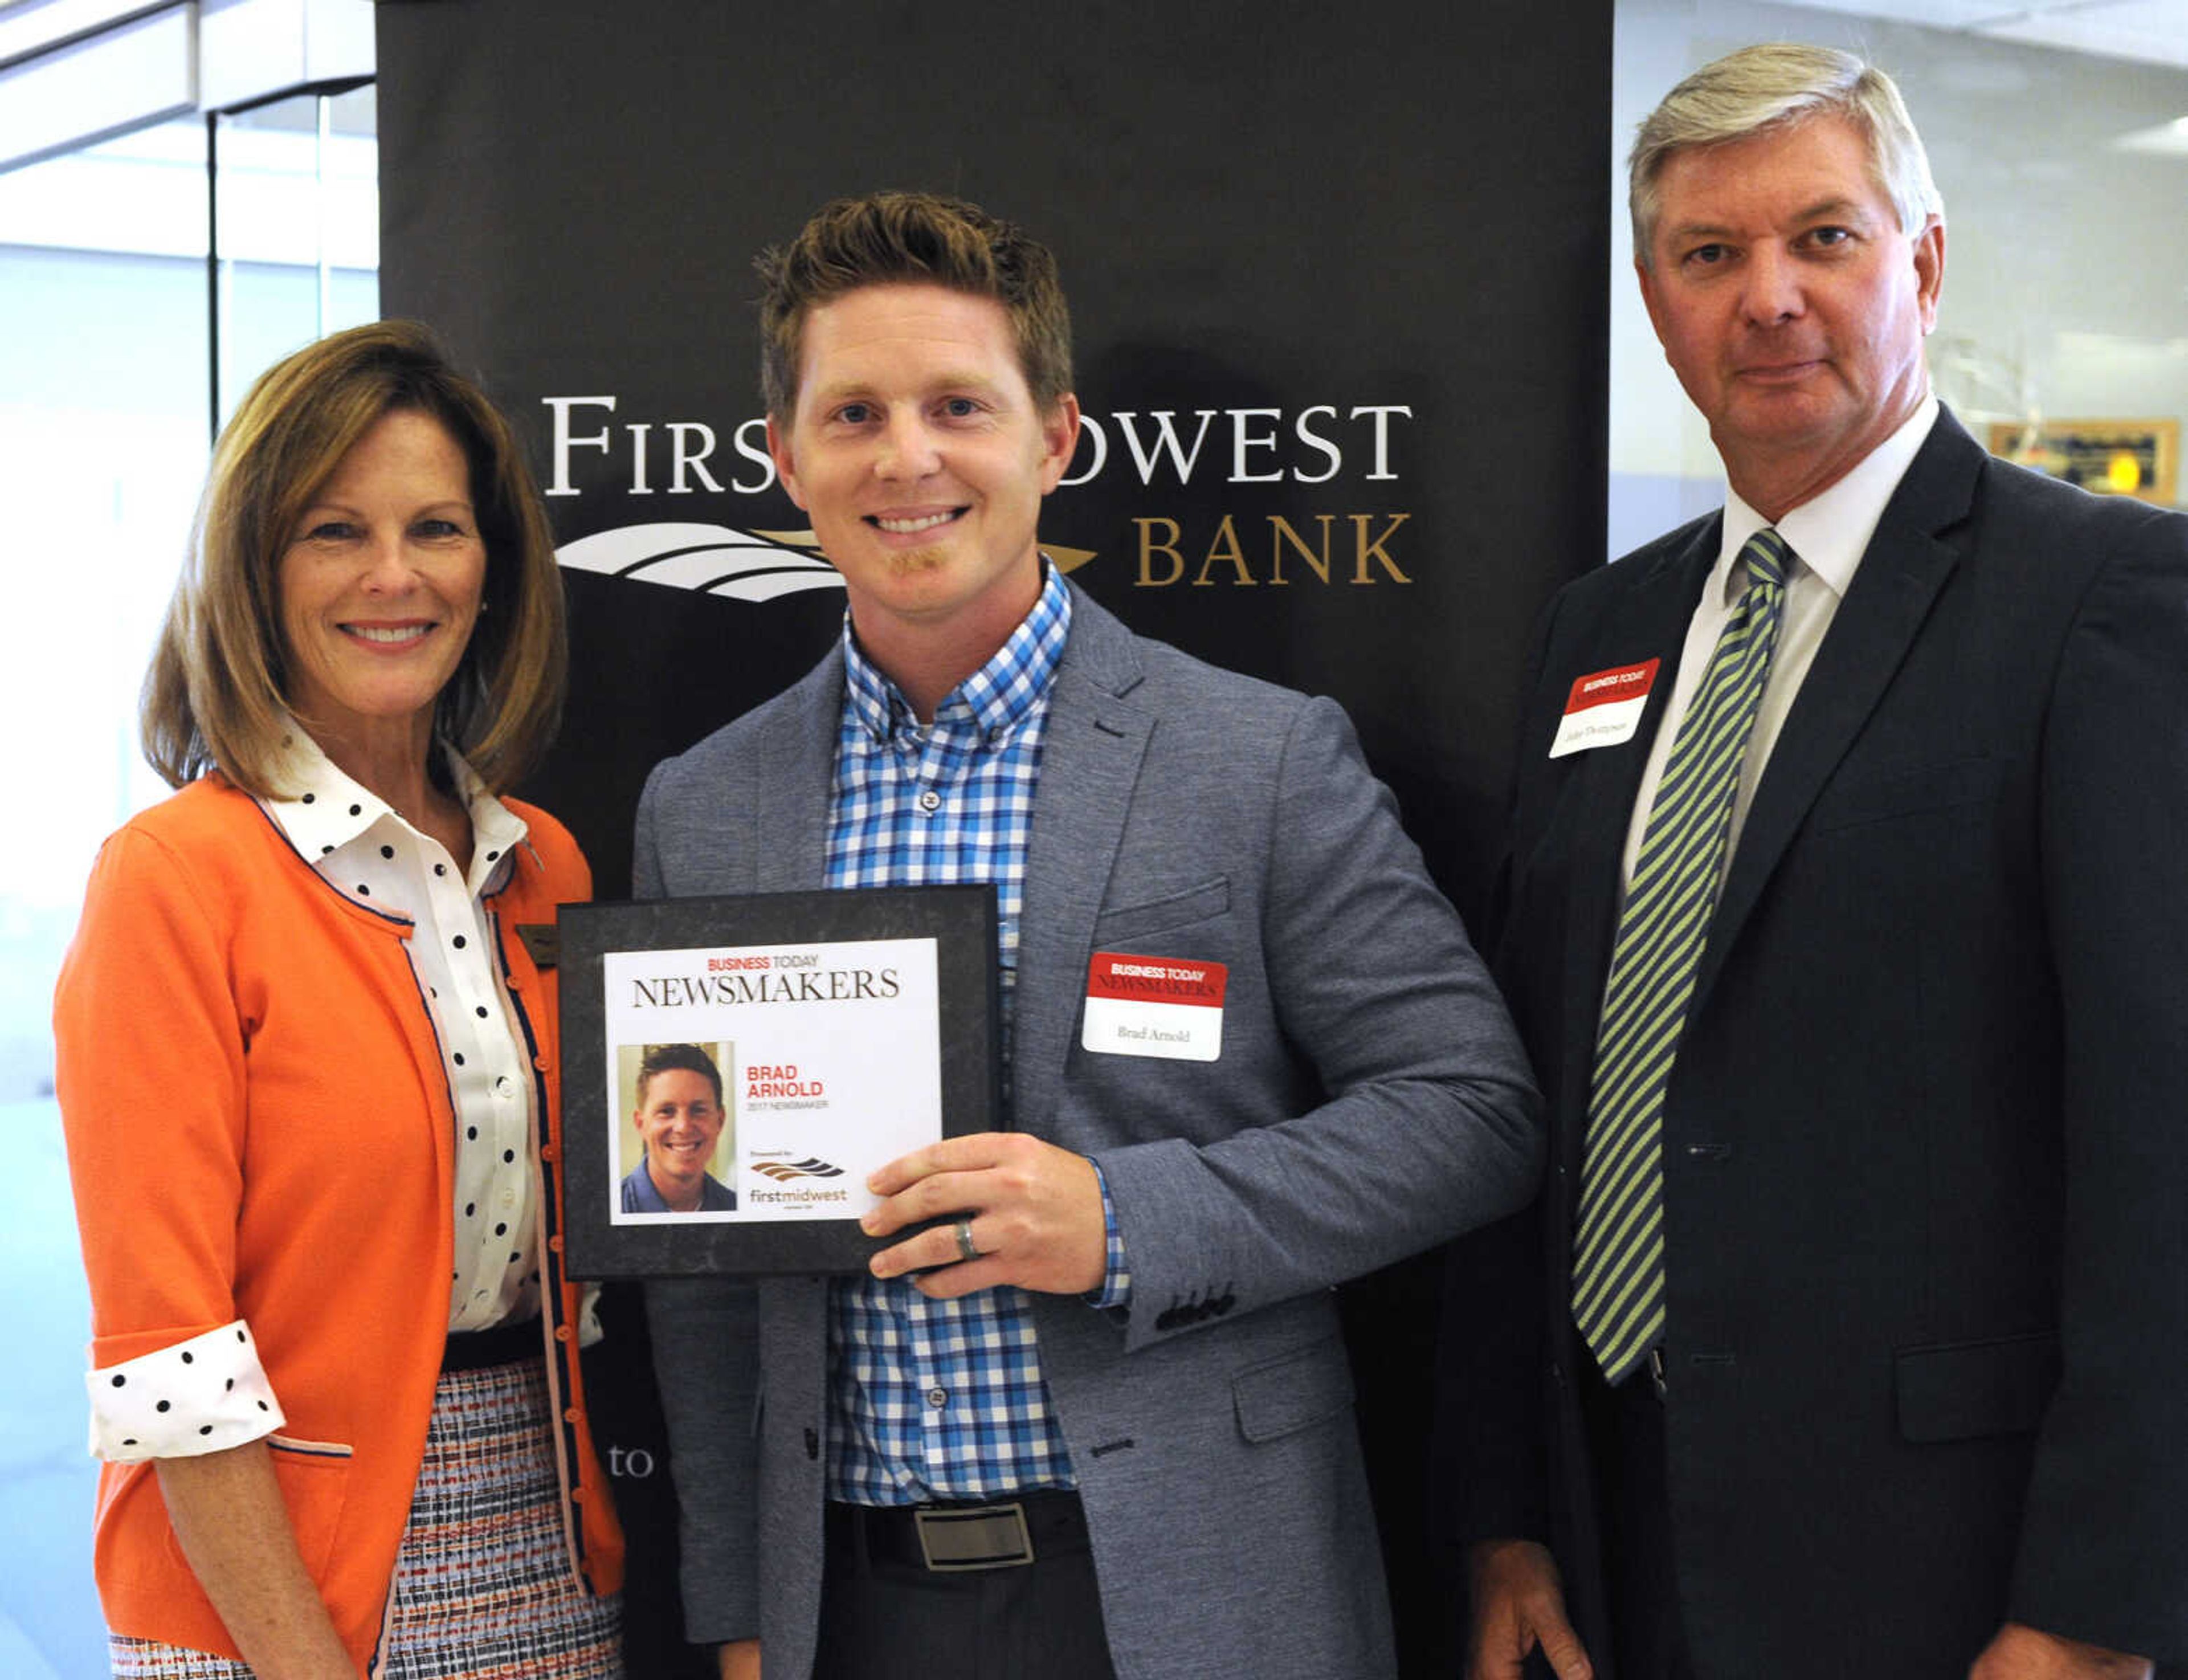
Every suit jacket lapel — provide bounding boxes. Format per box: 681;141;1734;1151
1695;411;1981;1010
753;647;842;894
1010;587;1152;1137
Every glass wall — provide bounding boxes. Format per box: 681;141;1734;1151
0;78;376;1678
1607;0;2188;555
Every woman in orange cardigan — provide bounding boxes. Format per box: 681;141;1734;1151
55;322;624;1678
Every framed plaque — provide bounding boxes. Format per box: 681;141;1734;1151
560;885;999;1277
1986;417;2180;504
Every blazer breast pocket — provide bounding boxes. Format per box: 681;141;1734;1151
1232;1335;1355;1445
1812;755;2002;834
1092;876;1231;944
1894;1330;2059;1444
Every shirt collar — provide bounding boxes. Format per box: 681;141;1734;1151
1716;393;1941;606
841;559;1074;745
260;725;527;884
623;1161;671;1213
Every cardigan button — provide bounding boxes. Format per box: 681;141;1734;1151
555;1324;573;1342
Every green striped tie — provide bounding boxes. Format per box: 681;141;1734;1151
1572;527;1791;1385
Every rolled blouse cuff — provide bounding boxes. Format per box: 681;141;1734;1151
87;1319;285;1462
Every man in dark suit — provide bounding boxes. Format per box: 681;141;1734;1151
1440;42;2188;1680
638;191;1541;1680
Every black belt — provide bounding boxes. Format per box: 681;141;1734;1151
440;1315;542;1371
827;1490;1089;1573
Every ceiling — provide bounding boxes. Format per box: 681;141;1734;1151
1797;0;2188;70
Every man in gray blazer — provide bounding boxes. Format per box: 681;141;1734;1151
636;191;1541;1680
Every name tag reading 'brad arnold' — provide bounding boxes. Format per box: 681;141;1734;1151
1549;658;1660;758
1082;951;1227;1062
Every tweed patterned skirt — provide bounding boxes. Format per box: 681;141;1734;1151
110;1356;622;1678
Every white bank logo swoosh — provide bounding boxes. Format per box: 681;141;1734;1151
556;523;843;603
558;523;1100;603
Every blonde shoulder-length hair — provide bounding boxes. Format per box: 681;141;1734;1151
141;320;566;796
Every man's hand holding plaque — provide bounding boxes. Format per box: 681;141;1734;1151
862;1132;1106;1298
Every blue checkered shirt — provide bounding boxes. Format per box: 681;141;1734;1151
824;564;1126;1504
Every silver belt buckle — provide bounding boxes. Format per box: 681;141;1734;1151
1649;1346;1668;1400
913;1501;1035;1571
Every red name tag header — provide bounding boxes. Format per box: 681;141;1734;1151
1563;658;1660;715
1087;952;1228;1006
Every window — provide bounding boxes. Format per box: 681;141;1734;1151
0;15;375;1666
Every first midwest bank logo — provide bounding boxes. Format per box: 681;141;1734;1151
543;395;1415;601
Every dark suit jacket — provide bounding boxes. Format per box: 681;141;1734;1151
1438;409;2188;1676
636;584;1541;1679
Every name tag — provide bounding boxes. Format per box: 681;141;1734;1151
1549;658;1660;758
1081;951;1227;1062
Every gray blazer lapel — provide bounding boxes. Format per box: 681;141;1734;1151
1696;411;1980;1009
754;647;843;894
1010;588;1152;1136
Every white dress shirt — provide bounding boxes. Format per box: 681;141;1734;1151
1619;395;1941;890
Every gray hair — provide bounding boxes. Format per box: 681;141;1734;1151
1630;42;1942;266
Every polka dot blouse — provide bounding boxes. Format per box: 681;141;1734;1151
262;736;546;1336
86;1322;284;1463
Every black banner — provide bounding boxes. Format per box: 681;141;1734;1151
378;3;1610;1670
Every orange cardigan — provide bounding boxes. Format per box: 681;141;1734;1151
54;776;624;1669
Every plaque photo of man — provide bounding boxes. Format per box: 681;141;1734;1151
617;1041;738;1217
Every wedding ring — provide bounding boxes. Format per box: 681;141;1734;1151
953;1215;980;1263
